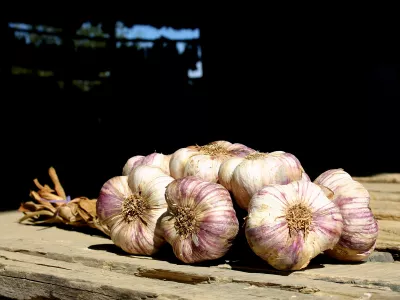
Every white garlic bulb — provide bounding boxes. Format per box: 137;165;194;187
160;176;239;263
169;140;254;183
96;165;174;255
122;153;171;176
314;169;379;261
219;151;306;210
245;180;343;271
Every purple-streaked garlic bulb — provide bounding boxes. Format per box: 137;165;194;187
160;176;239;263
218;151;308;210
245;180;343;271
314;169;379;261
169;140;254;183
96;165;174;255
122;153;171;176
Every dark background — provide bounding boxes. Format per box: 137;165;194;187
1;12;399;211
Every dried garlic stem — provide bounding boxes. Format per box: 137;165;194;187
29;190;43;202
29;191;57;212
39;191;65;201
33;178;45;190
18;210;55;223
199;143;230;156
245;151;268;160
49;167;67;199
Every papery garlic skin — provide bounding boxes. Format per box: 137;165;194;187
219;151;306;210
245;181;343;271
168;146;199;179
301;172;311;182
314;169;379;261
160;176;239;264
97;176;131;222
218;157;244;191
169;140;254;182
122;153;171;176
122;155;145;176
97;166;174;255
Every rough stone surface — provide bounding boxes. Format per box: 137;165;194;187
366;252;395;263
1;211;400;299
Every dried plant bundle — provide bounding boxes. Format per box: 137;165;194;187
18;167;109;236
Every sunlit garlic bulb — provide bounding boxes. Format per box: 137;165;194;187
96;165;174;255
169;140;254;183
245;180;343;271
122;153;171;176
314;169;379;261
219;151;307;210
160;176;239;263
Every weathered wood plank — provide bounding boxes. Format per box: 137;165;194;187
353;174;400;183
1;211;400;299
1;248;399;299
376;220;400;252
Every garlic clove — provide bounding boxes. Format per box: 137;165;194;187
325;210;378;261
140;153;171;175
128;164;171;191
218;157;245;191
169;147;200;179
314;169;352;193
123;153;171;176
245;181;343;271
111;213;165;255
314;169;379;261
96;176;129;222
225;143;255;157
128;166;174;212
160;176;239;264
316;169;370;199
122;156;145;176
225;151;305;210
301;172;311;182
183;154;225;183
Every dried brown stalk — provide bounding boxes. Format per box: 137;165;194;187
18;167;110;236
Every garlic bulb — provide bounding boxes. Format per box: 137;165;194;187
122;153;171;176
245;180;343;271
314;169;379;261
219;151;306;210
169;140;254;183
96;165;174;255
160;176;239;263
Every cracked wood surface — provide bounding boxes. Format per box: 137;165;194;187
0;211;400;299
